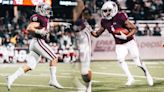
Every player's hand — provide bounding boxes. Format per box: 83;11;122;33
91;31;99;37
115;31;127;40
59;22;72;28
35;28;48;36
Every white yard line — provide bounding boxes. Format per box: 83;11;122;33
0;73;73;78
0;82;75;89
93;71;164;80
0;82;116;90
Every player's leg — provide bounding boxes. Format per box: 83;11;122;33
7;51;39;90
77;29;92;92
36;39;63;88
116;44;134;86
80;47;92;92
128;40;153;86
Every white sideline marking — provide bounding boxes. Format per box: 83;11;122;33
0;73;72;78
93;72;164;80
0;82;75;89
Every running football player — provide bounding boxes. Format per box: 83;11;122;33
73;0;93;91
91;1;153;86
7;2;71;90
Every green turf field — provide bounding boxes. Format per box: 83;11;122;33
0;61;164;92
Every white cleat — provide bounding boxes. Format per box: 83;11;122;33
125;78;135;86
49;80;64;89
7;76;15;91
146;73;154;86
86;81;92;92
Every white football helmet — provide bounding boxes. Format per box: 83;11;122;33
101;1;118;20
35;2;53;17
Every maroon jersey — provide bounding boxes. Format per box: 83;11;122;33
74;18;86;31
101;11;133;44
30;14;49;38
74;14;86;32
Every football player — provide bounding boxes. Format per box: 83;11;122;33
91;1;153;86
73;0;93;92
7;2;71;90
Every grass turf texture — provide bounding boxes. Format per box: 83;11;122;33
0;61;164;92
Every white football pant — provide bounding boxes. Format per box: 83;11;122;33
26;38;58;69
77;27;91;75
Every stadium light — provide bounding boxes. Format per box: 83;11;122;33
2;0;13;5
59;1;77;6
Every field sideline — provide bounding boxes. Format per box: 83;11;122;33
0;61;164;92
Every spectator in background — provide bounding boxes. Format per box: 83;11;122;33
126;0;135;11
144;0;156;20
153;23;161;36
117;0;127;10
143;23;152;36
154;0;163;19
135;23;143;36
132;3;142;20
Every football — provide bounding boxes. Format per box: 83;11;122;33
113;28;129;35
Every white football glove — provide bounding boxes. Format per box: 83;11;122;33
59;22;72;28
115;31;127;40
35;28;48;36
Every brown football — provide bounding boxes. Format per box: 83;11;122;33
114;28;129;35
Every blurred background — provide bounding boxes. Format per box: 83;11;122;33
0;0;164;63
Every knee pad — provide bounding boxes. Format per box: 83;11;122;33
26;51;39;70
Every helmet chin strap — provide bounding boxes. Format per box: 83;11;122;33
106;16;112;20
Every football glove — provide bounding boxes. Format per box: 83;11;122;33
35;28;48;36
115;31;127;40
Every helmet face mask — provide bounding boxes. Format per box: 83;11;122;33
101;1;118;20
35;3;53;18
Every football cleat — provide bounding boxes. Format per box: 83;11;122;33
146;73;154;86
125;78;135;86
7;75;15;91
49;80;64;89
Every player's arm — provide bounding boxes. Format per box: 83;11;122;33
26;22;40;33
26;22;47;35
73;0;85;22
50;22;71;28
124;20;137;38
91;26;105;38
115;20;136;40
